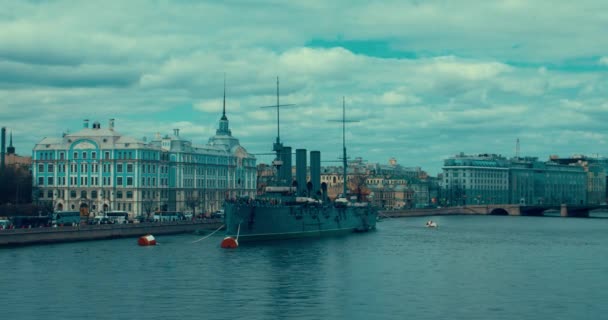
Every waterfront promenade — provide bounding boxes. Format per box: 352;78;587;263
0;219;223;246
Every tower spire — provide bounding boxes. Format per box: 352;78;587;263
6;130;14;155
216;75;231;136
221;73;227;120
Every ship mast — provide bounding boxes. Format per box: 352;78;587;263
272;77;284;175
342;97;348;198
330;97;358;199
260;77;295;183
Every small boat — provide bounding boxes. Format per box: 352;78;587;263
425;220;437;228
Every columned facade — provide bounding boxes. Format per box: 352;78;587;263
32;113;256;219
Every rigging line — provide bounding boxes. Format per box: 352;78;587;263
191;224;225;243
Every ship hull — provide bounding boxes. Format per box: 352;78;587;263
224;201;376;242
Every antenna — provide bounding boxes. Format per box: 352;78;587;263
329;96;359;198
516;137;520;159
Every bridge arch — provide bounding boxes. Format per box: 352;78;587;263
489;208;509;216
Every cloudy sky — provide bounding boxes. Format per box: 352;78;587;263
1;0;607;175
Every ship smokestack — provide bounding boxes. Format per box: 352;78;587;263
296;149;307;196
310;151;321;197
280;146;292;186
1;127;5;171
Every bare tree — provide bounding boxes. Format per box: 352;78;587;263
184;192;204;219
348;173;371;202
142;197;156;221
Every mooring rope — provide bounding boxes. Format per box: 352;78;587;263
191;224;225;243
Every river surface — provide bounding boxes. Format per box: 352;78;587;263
2;215;607;320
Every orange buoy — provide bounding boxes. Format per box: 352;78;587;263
220;236;238;249
138;234;157;246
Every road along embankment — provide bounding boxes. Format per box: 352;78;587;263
0;220;223;246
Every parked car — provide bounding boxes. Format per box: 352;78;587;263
0;219;12;229
210;210;224;219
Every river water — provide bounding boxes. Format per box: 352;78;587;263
2;215;607;320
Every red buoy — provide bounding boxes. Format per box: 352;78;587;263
138;234;157;246
220;236;238;249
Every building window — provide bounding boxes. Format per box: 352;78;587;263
73;152;78;159
60;152;65;160
91;190;97;199
117;164;123;173
38;164;44;173
38;177;44;185
81;190;87;199
117;177;123;186
117;191;123;199
126;191;133;199
127;177;133;186
83;152;87;159
92;152;96;159
104;151;110;160
127;164;133;173
48;177;54;185
48;190;53;198
48;164;54;172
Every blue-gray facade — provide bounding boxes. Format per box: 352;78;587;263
442;153;587;206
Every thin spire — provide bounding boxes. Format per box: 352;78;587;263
221;73;227;120
7;130;15;155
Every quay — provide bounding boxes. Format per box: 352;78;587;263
380;204;608;218
0;219;223;247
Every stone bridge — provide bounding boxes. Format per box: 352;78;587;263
382;204;608;218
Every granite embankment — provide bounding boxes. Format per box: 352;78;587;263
379;207;476;218
0;220;223;246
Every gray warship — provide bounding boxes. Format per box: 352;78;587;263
222;80;377;243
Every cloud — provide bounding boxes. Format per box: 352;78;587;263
2;0;608;174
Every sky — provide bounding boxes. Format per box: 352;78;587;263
1;0;607;175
